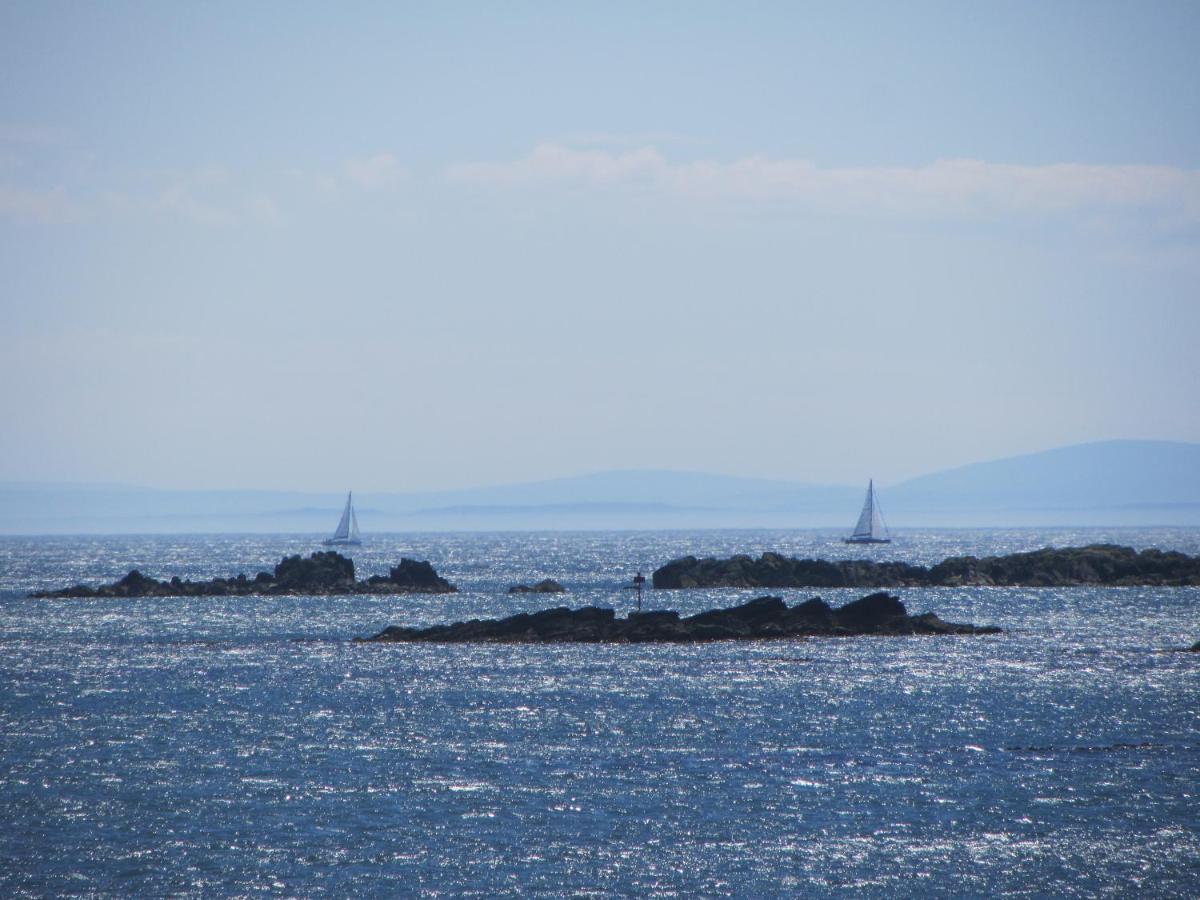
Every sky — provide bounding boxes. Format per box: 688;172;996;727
1;1;1198;492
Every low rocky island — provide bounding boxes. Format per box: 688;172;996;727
508;579;567;594
31;551;456;598
359;592;1000;644
652;544;1200;589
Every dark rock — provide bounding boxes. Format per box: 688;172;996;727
31;552;457;598
274;551;355;589
370;605;617;644
358;592;1000;644
787;598;834;625
366;559;455;593
685;595;788;637
508;579;567;594
624;610;689;642
924;544;1200;587
833;592;907;628
652;544;1200;589
112;570;165;597
652;554;928;589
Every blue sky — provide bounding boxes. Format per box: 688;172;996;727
2;1;1198;491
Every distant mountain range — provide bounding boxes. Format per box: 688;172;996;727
2;440;1198;534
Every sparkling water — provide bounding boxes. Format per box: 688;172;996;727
2;529;1198;896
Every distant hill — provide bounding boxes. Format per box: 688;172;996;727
1;440;1197;533
886;440;1200;515
398;470;857;516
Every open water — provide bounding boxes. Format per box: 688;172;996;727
1;528;1198;897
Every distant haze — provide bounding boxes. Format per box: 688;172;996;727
1;4;1198;491
3;440;1197;534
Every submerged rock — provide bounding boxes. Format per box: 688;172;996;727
31;552;456;598
508;579;567;594
357;592;1001;644
652;544;1200;589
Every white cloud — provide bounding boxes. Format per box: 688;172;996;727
155;175;237;227
285;165;340;197
0;184;83;224
344;153;408;190
448;144;1200;226
247;193;285;225
144;166;282;227
449;144;667;187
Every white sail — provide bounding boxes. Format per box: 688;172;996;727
848;480;889;542
332;493;353;540
323;492;362;545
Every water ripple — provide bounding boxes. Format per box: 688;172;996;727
1;530;1198;896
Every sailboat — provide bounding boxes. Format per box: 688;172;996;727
323;492;362;546
844;479;891;544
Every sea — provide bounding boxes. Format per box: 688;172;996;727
1;528;1198;897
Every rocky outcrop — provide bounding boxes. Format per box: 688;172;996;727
274;551;356;590
358;592;1000;644
31;552;456;598
923;545;1200;586
364;559;455;593
508;579;567;594
653;553;928;589
652;544;1200;589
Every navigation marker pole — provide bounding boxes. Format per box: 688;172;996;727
633;572;646;613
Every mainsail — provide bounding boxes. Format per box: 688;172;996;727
848;480;890;543
325;492;362;545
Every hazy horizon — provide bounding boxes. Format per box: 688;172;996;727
3;3;1199;493
3;439;1198;533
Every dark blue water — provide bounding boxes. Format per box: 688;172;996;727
2;529;1198;896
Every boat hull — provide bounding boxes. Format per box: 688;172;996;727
843;537;891;544
322;538;362;546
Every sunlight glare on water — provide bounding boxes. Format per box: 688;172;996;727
1;529;1198;896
